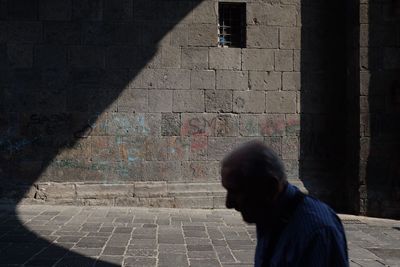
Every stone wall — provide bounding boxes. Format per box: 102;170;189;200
0;0;303;207
358;0;400;218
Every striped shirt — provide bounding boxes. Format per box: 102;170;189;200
255;183;349;267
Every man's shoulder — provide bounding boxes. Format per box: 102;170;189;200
293;194;344;232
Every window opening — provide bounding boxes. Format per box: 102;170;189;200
218;2;246;48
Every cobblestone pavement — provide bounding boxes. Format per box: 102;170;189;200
0;205;399;267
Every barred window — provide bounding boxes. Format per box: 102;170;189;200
218;2;246;48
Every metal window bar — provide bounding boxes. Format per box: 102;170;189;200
218;3;246;48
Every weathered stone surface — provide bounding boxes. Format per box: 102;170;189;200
173;90;204;112
148;90;172;112
190;70;215;89
266;91;297;113
249;71;281;91
37;183;76;199
279;27;301;49
76;184;134;199
216;70;248;90
233;91;265;113
259;114;286;136
181;113;239;137
242;49;274;71
275;50;293;71
181;161;220;182
207;137;237;160
247;26;279;48
182;48;208;70
145;137;190;161
188;24;217;47
209;48;241;70
134;182;167;197
205;90;233;112
282;72;300;91
239;115;260;137
282;136;299;160
247;3;297;26
175;196;213;209
192;0;217;24
161;113;181;136
118;89;148;113
161;45;181;68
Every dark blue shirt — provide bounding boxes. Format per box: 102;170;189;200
255;184;349;267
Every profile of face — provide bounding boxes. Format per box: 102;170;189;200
221;166;273;224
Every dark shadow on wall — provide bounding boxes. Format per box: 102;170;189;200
299;0;349;212
0;0;203;265
365;0;400;219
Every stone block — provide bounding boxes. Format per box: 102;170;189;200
167;182;224;195
192;0;217;23
34;45;67;68
136;197;175;208
205;90;233;112
7;44;33;68
259;114;286;136
207;137;237;160
181;113;239;137
285;114;300;136
145;137;190;161
173;90;204;112
294;50;300;71
275;50;293;71
242;49;274;71
72;0;103;21
182;48;208;70
169;24;188;47
188;24;217;47
282;72;300;91
209;48;241;70
247;3;297;26
106;46;141;68
91;136;123;162
191;70;215;89
181;161;219;182
189;136;208;160
143;161;182;181
249;71;281;91
39;0;72;20
161;69;191;89
76;184;134;199
161;45;181;68
213;196;226;209
69;46;105;68
148;90;172;112
175;196;213;209
279;27;301;49
282;136;299;160
216;70;248;90
264;137;282;156
119;136;147;162
161;113;181;136
233;91;265;113
266;91;297;113
284;159;299;179
44;22;81;44
134;182;167;197
117;89;148;113
104;0;133;21
107;113;143;136
8;22;42;43
37;183;76;199
247;26;279;48
239;114;260;137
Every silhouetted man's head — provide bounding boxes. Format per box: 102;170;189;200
221;140;287;223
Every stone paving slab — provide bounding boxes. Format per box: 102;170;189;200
0;205;398;267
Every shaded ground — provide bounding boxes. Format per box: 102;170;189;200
0;205;399;267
